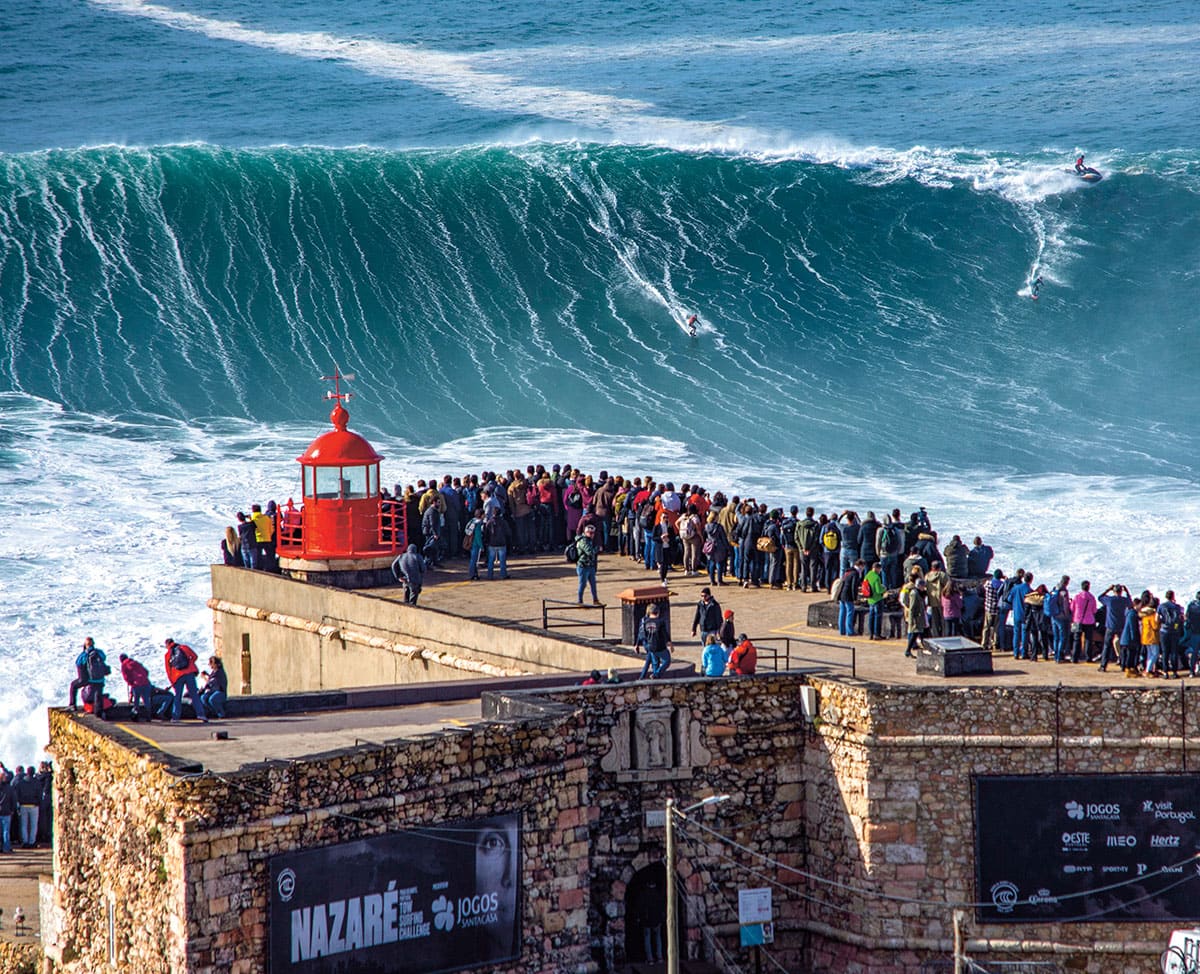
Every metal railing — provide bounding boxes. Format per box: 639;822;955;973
751;635;857;678
542;599;608;639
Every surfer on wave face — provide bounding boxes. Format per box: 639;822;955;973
685;314;698;337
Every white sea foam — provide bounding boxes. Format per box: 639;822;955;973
3;395;1199;766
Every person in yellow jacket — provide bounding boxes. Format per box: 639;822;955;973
249;503;275;572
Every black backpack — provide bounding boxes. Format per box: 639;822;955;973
565;542;580;563
638;502;656;531
169;644;190;671
86;648;111;681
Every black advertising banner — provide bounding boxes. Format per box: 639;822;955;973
975;775;1200;923
269;815;521;974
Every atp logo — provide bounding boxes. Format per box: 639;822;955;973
1065;801;1084;820
432;894;456;932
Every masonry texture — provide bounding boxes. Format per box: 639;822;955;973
38;677;1200;974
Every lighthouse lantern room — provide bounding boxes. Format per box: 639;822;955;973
276;372;406;588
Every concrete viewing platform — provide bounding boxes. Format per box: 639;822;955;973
84;550;1152;781
370;548;1136;690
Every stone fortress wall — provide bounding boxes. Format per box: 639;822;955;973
41;672;1200;973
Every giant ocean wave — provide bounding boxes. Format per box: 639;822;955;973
2;141;1199;476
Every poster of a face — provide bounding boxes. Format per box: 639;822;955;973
270;813;522;974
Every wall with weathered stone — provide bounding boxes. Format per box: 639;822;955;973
209;566;636;694
45;710;189;974
47;700;595;974
801;678;1200;973
488;674;811;972
46;671;1200;974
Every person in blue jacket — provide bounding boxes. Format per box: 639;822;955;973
701;635;728;677
1008;573;1033;660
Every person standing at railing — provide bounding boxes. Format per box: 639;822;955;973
575;524;601;604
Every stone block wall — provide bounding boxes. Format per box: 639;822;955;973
45;671;1200;974
802;679;1199;973
45;710;187;973
520;675;811;972
47;704;594;974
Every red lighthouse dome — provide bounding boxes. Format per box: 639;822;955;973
276;372;406;587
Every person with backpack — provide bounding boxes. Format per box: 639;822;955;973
164;638;208;722
703;513;730;587
796;507;821;592
69;636;110;719
1158;591;1185;678
820;515;841;593
463;507;486;581
1045;576;1071;663
575;524;601;604
680;503;704;577
119;652;154;721
68;636;98;711
876;516;904;590
636;604;674;680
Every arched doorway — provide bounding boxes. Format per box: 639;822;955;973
624;862;685;965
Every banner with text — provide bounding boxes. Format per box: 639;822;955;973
975;775;1200;923
269;814;521;973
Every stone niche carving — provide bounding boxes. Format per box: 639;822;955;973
601;701;712;782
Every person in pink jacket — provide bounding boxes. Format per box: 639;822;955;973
1071;580;1098;663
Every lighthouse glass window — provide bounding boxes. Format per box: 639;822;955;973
342;465;369;499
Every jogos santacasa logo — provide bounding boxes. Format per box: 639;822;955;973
1065;799;1121;821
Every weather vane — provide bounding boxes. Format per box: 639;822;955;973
322;367;356;406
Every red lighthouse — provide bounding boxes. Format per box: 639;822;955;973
276;372;406;587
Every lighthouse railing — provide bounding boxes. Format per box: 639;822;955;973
379;498;407;551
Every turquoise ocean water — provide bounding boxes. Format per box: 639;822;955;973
1;0;1199;757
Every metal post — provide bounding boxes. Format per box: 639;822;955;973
953;908;964;974
666;798;678;974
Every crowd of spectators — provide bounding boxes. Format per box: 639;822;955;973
217;463;1200;682
65;636;228;724
0;762;52;853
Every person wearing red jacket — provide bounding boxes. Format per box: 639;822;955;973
119;653;154;721
163;638;208;723
727;635;758;676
